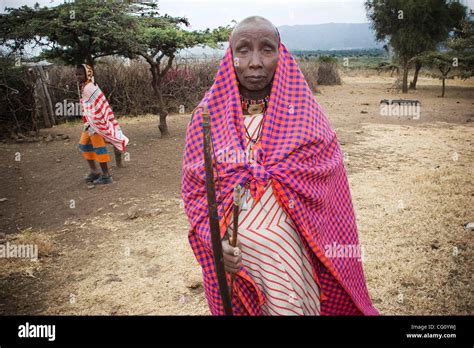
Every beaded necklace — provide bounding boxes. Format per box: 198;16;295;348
240;95;269;151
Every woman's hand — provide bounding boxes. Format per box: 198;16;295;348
222;238;242;274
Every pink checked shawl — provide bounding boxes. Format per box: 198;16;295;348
181;41;379;316
81;82;129;152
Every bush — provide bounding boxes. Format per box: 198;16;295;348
2;53;342;137
48;57;220;117
297;55;342;90
298;58;319;92
317;56;342;85
0;56;36;137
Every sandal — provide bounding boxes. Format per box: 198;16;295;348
93;175;113;185
84;172;101;183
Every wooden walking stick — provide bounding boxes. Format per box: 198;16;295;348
201;103;233;315
229;184;241;299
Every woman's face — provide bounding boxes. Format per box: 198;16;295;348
231;22;279;92
75;67;86;84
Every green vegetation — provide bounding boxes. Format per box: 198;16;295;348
365;0;467;92
0;0;231;137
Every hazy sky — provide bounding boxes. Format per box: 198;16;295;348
156;0;370;29
1;0;370;28
2;0;473;29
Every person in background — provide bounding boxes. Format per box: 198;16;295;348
76;64;129;185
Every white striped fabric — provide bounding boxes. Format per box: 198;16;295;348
231;112;321;316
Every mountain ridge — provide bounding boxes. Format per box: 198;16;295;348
277;22;382;50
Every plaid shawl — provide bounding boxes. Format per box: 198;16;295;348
81;72;129;152
181;41;379;316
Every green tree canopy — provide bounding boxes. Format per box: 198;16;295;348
0;0;232;137
365;0;466;92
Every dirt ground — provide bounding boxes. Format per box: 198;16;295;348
0;73;473;315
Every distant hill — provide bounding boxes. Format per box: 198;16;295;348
177;22;384;59
278;23;383;51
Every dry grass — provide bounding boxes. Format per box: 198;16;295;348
348;122;473;315
35;194;208;315
0;228;55;278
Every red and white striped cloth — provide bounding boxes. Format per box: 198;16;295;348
81;82;129;152
229;112;320;315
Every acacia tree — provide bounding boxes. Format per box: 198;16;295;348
449;17;474;71
0;1;134;67
0;1;231;137
365;0;466;93
120;5;230;136
0;5;41;57
420;19;474;97
421;52;457;97
450;19;474;50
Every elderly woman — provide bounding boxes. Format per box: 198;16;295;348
181;16;378;316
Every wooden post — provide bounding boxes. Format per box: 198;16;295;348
32;68;51;128
37;66;55;126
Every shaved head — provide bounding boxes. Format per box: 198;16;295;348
231;16;280;99
231;16;279;47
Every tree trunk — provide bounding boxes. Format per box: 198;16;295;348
402;61;409;93
157;90;169;137
150;64;170;138
439;66;450;98
390;66;398;77
410;61;422;90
